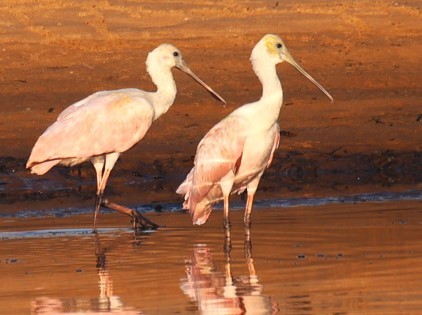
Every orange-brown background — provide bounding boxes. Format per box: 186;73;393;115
0;0;420;210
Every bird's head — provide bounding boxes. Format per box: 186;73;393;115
251;34;333;102
147;43;183;69
147;44;226;105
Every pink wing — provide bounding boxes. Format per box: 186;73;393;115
186;115;248;213
56;91;105;121
27;91;154;171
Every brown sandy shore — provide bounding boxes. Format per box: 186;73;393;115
0;1;422;314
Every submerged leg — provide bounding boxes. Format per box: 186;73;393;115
244;193;255;229
244;218;253;261
223;196;231;240
94;192;103;230
223;195;232;252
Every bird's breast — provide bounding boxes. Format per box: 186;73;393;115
234;124;278;183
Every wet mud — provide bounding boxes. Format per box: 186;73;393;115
1;149;421;212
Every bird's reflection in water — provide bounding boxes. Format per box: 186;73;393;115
31;232;140;314
94;232;125;312
181;232;278;314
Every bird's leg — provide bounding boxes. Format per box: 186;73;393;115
244;216;253;262
95;153;159;232
244;185;257;252
93;192;103;231
223;194;231;241
93;177;110;232
91;154;119;232
244;196;254;261
101;199;159;231
224;230;232;255
223;194;233;254
244;194;255;229
92;156;105;232
220;172;234;233
244;187;256;229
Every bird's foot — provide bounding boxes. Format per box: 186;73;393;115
131;210;160;231
101;199;160;232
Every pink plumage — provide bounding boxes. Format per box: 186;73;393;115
26;43;225;231
178;34;332;227
27;91;153;174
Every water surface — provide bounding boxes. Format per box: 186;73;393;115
1;200;421;314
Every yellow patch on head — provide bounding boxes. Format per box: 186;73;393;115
264;34;281;56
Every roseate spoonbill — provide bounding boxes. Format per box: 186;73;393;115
177;34;333;231
27;43;226;231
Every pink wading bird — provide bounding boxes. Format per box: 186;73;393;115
177;34;333;233
27;44;226;231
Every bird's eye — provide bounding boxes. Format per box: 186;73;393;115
173;51;179;57
276;43;282;49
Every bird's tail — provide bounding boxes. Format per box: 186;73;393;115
191;201;213;225
176;168;194;204
177;168;215;225
26;160;60;175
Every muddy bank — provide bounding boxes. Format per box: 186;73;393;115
1;149;421;215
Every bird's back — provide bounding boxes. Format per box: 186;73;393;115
27;89;155;174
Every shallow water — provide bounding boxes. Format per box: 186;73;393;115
1;200;422;314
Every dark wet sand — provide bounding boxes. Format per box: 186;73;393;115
1;200;422;314
0;0;421;314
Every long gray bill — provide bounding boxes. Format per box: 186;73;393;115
284;53;333;102
177;61;226;105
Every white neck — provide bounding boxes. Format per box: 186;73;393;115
148;63;177;120
251;57;284;123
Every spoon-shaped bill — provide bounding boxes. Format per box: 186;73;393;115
284;52;333;102
176;61;226;105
